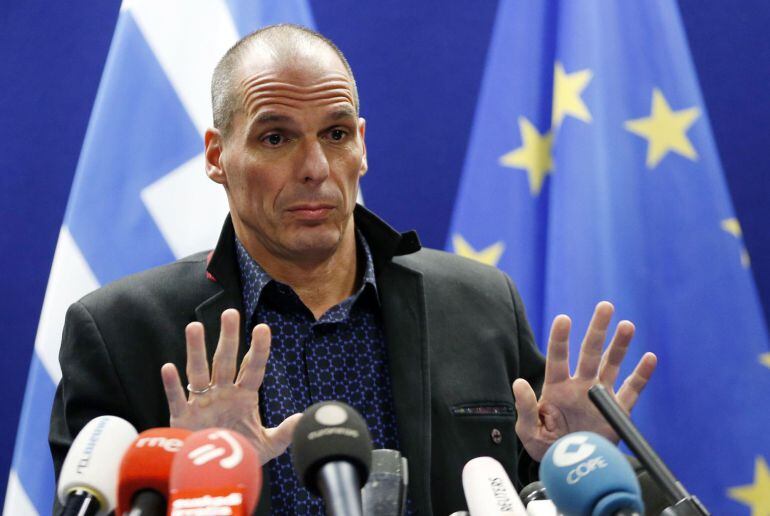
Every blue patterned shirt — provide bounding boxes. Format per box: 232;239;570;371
235;233;401;514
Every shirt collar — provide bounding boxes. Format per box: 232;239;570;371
235;230;379;324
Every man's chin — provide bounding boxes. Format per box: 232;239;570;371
283;230;344;260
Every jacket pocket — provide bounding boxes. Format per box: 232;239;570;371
450;401;515;418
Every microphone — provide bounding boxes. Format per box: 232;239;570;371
519;480;548;504
291;401;373;516
519;481;558;516
461;456;528;515
526;500;559;516
168;428;262;516
116;427;191;516
539;431;643;516
588;385;710;515
361;449;409;516
56;415;138;516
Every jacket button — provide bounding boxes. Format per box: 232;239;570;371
490;428;502;444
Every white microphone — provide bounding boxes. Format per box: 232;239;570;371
526;499;559;516
57;415;138;515
462;456;528;516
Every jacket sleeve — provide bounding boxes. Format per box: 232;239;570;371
49;301;135;495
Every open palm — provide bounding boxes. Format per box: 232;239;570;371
512;302;657;461
161;309;301;464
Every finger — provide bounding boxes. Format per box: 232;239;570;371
237;324;271;391
576;301;614;379
161;363;187;419
263;412;303;463
512;378;539;441
211;309;240;386
544;315;571;384
598;320;635;386
185;322;210;391
616;352;658;410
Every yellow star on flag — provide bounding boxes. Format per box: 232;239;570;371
624;88;700;169
452;234;504;267
552;62;593;128
499;117;554;195
721;218;751;268
728;456;770;515
760;353;770;370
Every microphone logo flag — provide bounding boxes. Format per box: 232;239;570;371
135;436;185;453
170;488;245;516
187;430;244;469
551;434;596;467
314;403;350;426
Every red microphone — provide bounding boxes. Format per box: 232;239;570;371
116;427;192;516
168;428;262;516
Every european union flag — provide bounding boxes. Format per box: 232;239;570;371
4;2;314;514
447;1;770;513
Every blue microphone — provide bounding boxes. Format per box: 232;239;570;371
539;431;644;516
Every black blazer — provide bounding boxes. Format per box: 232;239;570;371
50;205;545;515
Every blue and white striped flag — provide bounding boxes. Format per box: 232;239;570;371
4;2;314;514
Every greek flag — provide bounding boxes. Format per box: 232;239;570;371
4;1;314;514
447;1;770;513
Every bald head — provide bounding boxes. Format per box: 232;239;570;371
211;24;359;136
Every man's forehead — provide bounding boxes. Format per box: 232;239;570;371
235;42;352;90
231;45;357;120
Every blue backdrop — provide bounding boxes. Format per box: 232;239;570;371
1;0;768;512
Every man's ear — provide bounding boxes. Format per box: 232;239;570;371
205;128;227;185
358;117;368;176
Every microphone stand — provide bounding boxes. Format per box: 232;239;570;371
588;385;710;516
318;462;364;516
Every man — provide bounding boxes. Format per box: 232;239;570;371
50;24;657;514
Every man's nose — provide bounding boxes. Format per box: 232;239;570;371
297;139;330;183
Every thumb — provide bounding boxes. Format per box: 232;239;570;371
265;412;303;452
512;378;539;441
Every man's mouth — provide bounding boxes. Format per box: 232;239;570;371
286;203;335;220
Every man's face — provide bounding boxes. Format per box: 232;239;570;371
206;46;366;264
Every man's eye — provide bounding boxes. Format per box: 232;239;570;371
329;129;347;141
264;134;283;146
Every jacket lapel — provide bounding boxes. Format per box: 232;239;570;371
196;215;246;361
355;206;432;515
378;261;432;515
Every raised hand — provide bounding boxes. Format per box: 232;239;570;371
161;308;301;464
512;301;657;461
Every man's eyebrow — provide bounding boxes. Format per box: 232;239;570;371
253;112;293;124
326;107;357;121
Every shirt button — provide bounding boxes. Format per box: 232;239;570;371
490;428;503;445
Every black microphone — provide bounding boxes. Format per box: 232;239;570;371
361;449;409;516
588;384;710;515
291;401;373;516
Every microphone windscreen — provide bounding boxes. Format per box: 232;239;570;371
539;431;644;516
57;415;138;513
116;427;191;515
291;401;373;495
168;428;262;516
462;456;528;515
